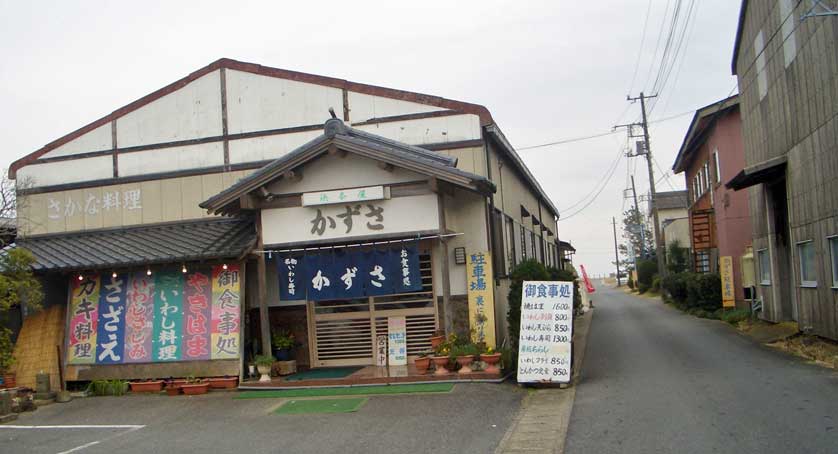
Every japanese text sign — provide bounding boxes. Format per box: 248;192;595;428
302;186;386;207
720;256;735;308
387;316;407;366
66;265;240;365
466;251;496;348
517;280;574;383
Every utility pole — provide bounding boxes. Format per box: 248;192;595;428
629;175;644;259
615;92;666;278
612;216;621;287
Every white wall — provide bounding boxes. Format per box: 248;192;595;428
348;92;445;122
118;142;225;177
41;123;112;159
228;130;322;164
353;114;481;145
17;155;113;187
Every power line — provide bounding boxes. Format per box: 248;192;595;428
641;0;673;92
627;0;654;95
559;143;625;212
560;146;626;220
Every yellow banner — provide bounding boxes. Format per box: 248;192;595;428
466;251;496;348
720;256;735;308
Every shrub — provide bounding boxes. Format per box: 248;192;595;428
686;273;723;311
719;308;751;325
506;260;551;349
548;267;583;314
662;272;689;302
0;327;14;373
651;275;661;292
636;259;657;293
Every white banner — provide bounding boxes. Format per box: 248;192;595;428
387;316;407;366
517;280;574;383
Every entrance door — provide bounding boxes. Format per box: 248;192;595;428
308;249;437;367
767;178;795;321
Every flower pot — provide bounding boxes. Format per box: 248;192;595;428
456;355;475;374
181;382;209;395
429;335;445;350
414;356;431;374
430;356;450;375
480;353;502;375
129;380;164;393
273;348;292;361
208;377;238;389
257;364;272;382
165;386;182;396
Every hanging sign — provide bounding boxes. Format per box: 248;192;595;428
302;185;387;206
278;255;306;301
393;244;423;293
517;280;574;383
720;256;735;308
387;316;407;366
66;265;241;365
365;250;395;296
467;251;496;348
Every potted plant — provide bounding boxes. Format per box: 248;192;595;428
129;379;164;393
254;354;275;382
0;327;16;389
431;338;453;375
414;350;432;374
480;346;502;375
164;379;183;396
453;344;478;375
180;375;209;395
271;330;296;361
429;329;445;350
208;375;238;389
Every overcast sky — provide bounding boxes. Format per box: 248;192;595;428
0;0;741;276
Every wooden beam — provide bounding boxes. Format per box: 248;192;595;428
255;211;272;356
327;144;347;158
428;177;439;193
437;193;453;335
239;194;258;210
377;162;394;172
283;170;302;182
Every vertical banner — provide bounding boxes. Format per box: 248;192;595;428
720;256;735;308
211;264;241;359
67;276;101;364
580;265;596;293
183;267;212;361
517;281;574;383
152;271;184;362
95;273;128;364
124;272;154;363
278;254;306;301
466;251;497;348
387;316;407;366
392;244;422;293
365;250;394;296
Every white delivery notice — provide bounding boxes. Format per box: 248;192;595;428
517;281;574;383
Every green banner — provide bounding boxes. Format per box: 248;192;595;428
152;270;184;362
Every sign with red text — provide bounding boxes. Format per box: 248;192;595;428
517;281;574;383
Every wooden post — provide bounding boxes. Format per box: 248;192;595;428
238;261;247;382
437;193;453;334
255;212;272;357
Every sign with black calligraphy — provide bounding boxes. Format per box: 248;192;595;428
66;265;240;365
516;280;574;384
277;255;306;301
392;244;422;293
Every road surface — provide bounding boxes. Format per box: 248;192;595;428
565;284;838;453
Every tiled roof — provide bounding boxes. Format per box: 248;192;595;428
654;191;689;211
16;217;255;272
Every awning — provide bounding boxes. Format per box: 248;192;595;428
15;217;256;272
726;156;787;190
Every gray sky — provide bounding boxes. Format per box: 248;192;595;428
0;0;741;276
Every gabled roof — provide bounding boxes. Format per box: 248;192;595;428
731;0;749;75
16;217;255;272
672;95;739;173
200;118;495;216
9;58;495;179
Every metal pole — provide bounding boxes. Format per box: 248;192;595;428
612;217;621;287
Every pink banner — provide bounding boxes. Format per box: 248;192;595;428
183;268;212;360
580;264;596;293
123;271;155;363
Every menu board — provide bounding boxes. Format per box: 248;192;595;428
387;316;407;366
517;280;574;383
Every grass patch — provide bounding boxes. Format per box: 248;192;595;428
274;398;367;415
236;383;454;399
719;308;751;325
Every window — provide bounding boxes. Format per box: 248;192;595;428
530;231;537;262
829;236;838;288
758;249;771;284
778;0;797;67
713;149;721;184
703;162;710;191
695;250;710;273
754;30;768;100
797;240;817;287
506;216;516;269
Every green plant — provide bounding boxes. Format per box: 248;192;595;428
451;343;479;359
666;240;690;274
254;354;275;367
506;259;552;349
686;273;723;311
636;259;657;293
88;379;128;396
271;330;296;350
651;275;661;293
0;248;43;313
0;327;15;373
719;308;751;325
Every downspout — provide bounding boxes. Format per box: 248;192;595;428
537;199;546;264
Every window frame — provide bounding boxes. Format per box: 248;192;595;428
796;240;817;288
757;248;771;285
828;235;838;289
713;149;721;184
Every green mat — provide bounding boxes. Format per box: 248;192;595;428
282;366;364;381
274;398;367;415
236;383;454;399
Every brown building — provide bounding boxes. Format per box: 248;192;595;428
673;95;752;309
727;1;838;339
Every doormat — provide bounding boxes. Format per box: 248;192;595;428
236;383;455;399
282;366;364;381
274;398;367;415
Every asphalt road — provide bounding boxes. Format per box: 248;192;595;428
565;285;838;454
0;383;523;454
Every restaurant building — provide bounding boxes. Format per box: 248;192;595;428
8;58;561;386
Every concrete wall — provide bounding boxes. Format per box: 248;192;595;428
735;0;838;338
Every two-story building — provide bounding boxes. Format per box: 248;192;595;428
8;58;561;387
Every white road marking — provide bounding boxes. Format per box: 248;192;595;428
0;425;145;429
56;440;100;454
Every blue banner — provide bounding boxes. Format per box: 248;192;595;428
278;254;306;301
304;253;337;301
364;250;395;296
95;273;128;364
393;244;423;293
334;249;367;299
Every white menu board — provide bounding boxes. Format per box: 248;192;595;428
387;316;407;366
517;280;574;383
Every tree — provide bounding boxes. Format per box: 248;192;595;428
0;248;43;314
666;239;690;274
617;206;654;271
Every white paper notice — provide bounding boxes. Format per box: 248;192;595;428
517;280;574;383
387;316;407;366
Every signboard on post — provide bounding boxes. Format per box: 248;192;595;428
517;281;574;384
720;256;735;308
387;316;407;366
375;335;388;366
466;251;496;348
